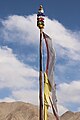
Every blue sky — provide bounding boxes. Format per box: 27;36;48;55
0;0;80;115
0;0;80;29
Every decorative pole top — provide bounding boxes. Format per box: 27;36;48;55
37;5;45;29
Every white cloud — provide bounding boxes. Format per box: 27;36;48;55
57;80;80;104
0;97;15;102
12;89;39;105
1;14;39;45
55;80;80;114
57;104;69;115
0;46;38;90
77;107;80;111
45;18;80;51
49;102;68;115
1;14;80;60
0;46;39;106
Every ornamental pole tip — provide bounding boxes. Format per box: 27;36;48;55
37;5;45;29
40;5;43;10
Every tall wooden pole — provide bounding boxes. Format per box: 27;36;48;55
37;5;45;120
39;28;43;120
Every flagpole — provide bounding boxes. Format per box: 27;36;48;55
37;5;45;120
39;28;43;120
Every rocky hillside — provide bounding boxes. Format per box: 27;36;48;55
0;102;80;120
0;102;55;120
61;111;80;120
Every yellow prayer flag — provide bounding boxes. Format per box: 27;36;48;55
44;72;51;105
44;72;51;120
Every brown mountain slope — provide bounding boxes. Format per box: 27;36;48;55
61;111;80;120
0;102;55;120
0;102;80;120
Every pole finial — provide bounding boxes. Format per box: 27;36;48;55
40;5;43;10
37;5;45;29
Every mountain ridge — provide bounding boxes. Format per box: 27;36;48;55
0;102;80;120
